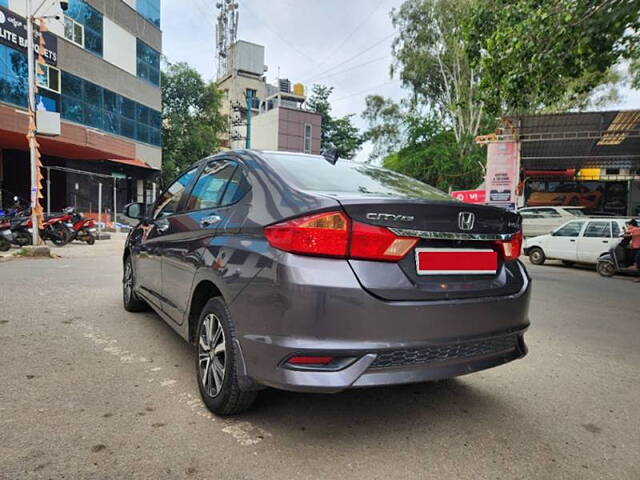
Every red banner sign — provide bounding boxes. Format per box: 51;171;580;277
451;189;486;204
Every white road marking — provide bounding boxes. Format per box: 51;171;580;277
70;320;271;446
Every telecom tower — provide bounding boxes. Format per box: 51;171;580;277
216;0;240;80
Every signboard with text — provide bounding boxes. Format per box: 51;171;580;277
0;5;57;66
451;189;486;204
485;141;520;210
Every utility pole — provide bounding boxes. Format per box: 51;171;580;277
26;0;39;245
245;90;253;149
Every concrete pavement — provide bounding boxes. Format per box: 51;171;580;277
1;241;639;479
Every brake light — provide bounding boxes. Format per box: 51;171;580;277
350;221;418;261
264;211;349;257
497;232;523;261
264;210;418;261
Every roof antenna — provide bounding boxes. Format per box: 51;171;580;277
322;147;339;165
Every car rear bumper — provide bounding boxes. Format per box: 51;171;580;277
231;254;531;393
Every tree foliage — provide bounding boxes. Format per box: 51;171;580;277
361;95;405;162
306;84;363;159
161;62;226;185
382;117;484;191
465;0;640;116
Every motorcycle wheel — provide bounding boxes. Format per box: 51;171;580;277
14;231;32;246
49;224;72;246
0;238;10;252
597;261;615;277
84;231;96;245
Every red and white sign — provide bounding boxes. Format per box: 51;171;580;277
485;141;520;209
451;189;486;204
415;248;498;275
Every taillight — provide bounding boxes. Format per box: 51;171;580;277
264;211;349;257
497;232;523;261
350;220;418;261
264;210;418;262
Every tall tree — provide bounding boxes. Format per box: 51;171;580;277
391;0;486;146
361;95;405;162
465;0;640;116
161;62;226;184
306;84;363;159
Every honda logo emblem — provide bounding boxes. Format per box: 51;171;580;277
458;212;475;231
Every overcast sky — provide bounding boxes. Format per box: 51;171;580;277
161;0;640;162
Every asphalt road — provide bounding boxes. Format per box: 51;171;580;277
1;240;639;479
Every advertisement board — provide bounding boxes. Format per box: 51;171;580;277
450;189;486;204
0;5;57;66
485;141;520;209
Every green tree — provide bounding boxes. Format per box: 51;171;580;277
382;117;484;191
465;0;640;116
306;84;363;159
361;95;405;162
161;62;226;185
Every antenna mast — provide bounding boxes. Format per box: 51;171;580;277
216;0;240;80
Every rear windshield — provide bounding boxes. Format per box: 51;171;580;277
263;153;452;201
564;208;585;216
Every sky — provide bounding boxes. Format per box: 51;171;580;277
161;0;640;162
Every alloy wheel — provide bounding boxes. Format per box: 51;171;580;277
198;313;226;398
123;260;133;304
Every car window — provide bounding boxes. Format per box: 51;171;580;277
553;221;584;237
263;152;451;201
583;221;611;238
220;167;251;205
185;160;237;211
612;222;621;237
154;168;198;219
563;208;585;216
537;208;561;218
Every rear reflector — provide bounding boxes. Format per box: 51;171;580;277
416;248;498;275
287;356;335;365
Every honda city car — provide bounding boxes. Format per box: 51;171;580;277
122;150;531;415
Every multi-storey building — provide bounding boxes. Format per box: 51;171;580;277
0;0;161;218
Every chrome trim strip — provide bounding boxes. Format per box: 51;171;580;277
389;228;513;241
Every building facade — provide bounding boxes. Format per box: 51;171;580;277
217;40;321;155
0;0;162;219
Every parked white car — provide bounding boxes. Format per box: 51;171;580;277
519;206;586;237
523;218;630;266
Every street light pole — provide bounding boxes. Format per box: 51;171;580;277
26;0;40;246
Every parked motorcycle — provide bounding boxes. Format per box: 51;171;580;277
63;207;96;245
11;212;73;247
597;236;639;278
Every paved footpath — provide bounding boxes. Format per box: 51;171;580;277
1;239;639;479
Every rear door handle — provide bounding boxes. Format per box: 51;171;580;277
200;215;221;227
570;239;576;242
602;240;609;243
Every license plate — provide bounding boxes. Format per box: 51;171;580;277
415;248;498;275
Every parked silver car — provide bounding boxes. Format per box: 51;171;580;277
519;206;586;237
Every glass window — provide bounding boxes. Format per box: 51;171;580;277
61;96;83;123
220;167;250;206
121;97;135;119
185;161;238;211
612;222;621;237
136;40;160;86
583;221;611;238
0;45;28;108
61;71;82;98
564;208;585;216
64;16;84;47
536;208;561;218
304;124;312;154
553;222;585;237
103;89;119;113
263;153;451;201
154;168;198;218
137;0;161;27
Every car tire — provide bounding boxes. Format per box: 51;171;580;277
529;247;546;265
561;260;575;267
196;297;257;416
597;261;615;277
123;256;148;312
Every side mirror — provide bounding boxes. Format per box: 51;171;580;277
124;202;146;220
